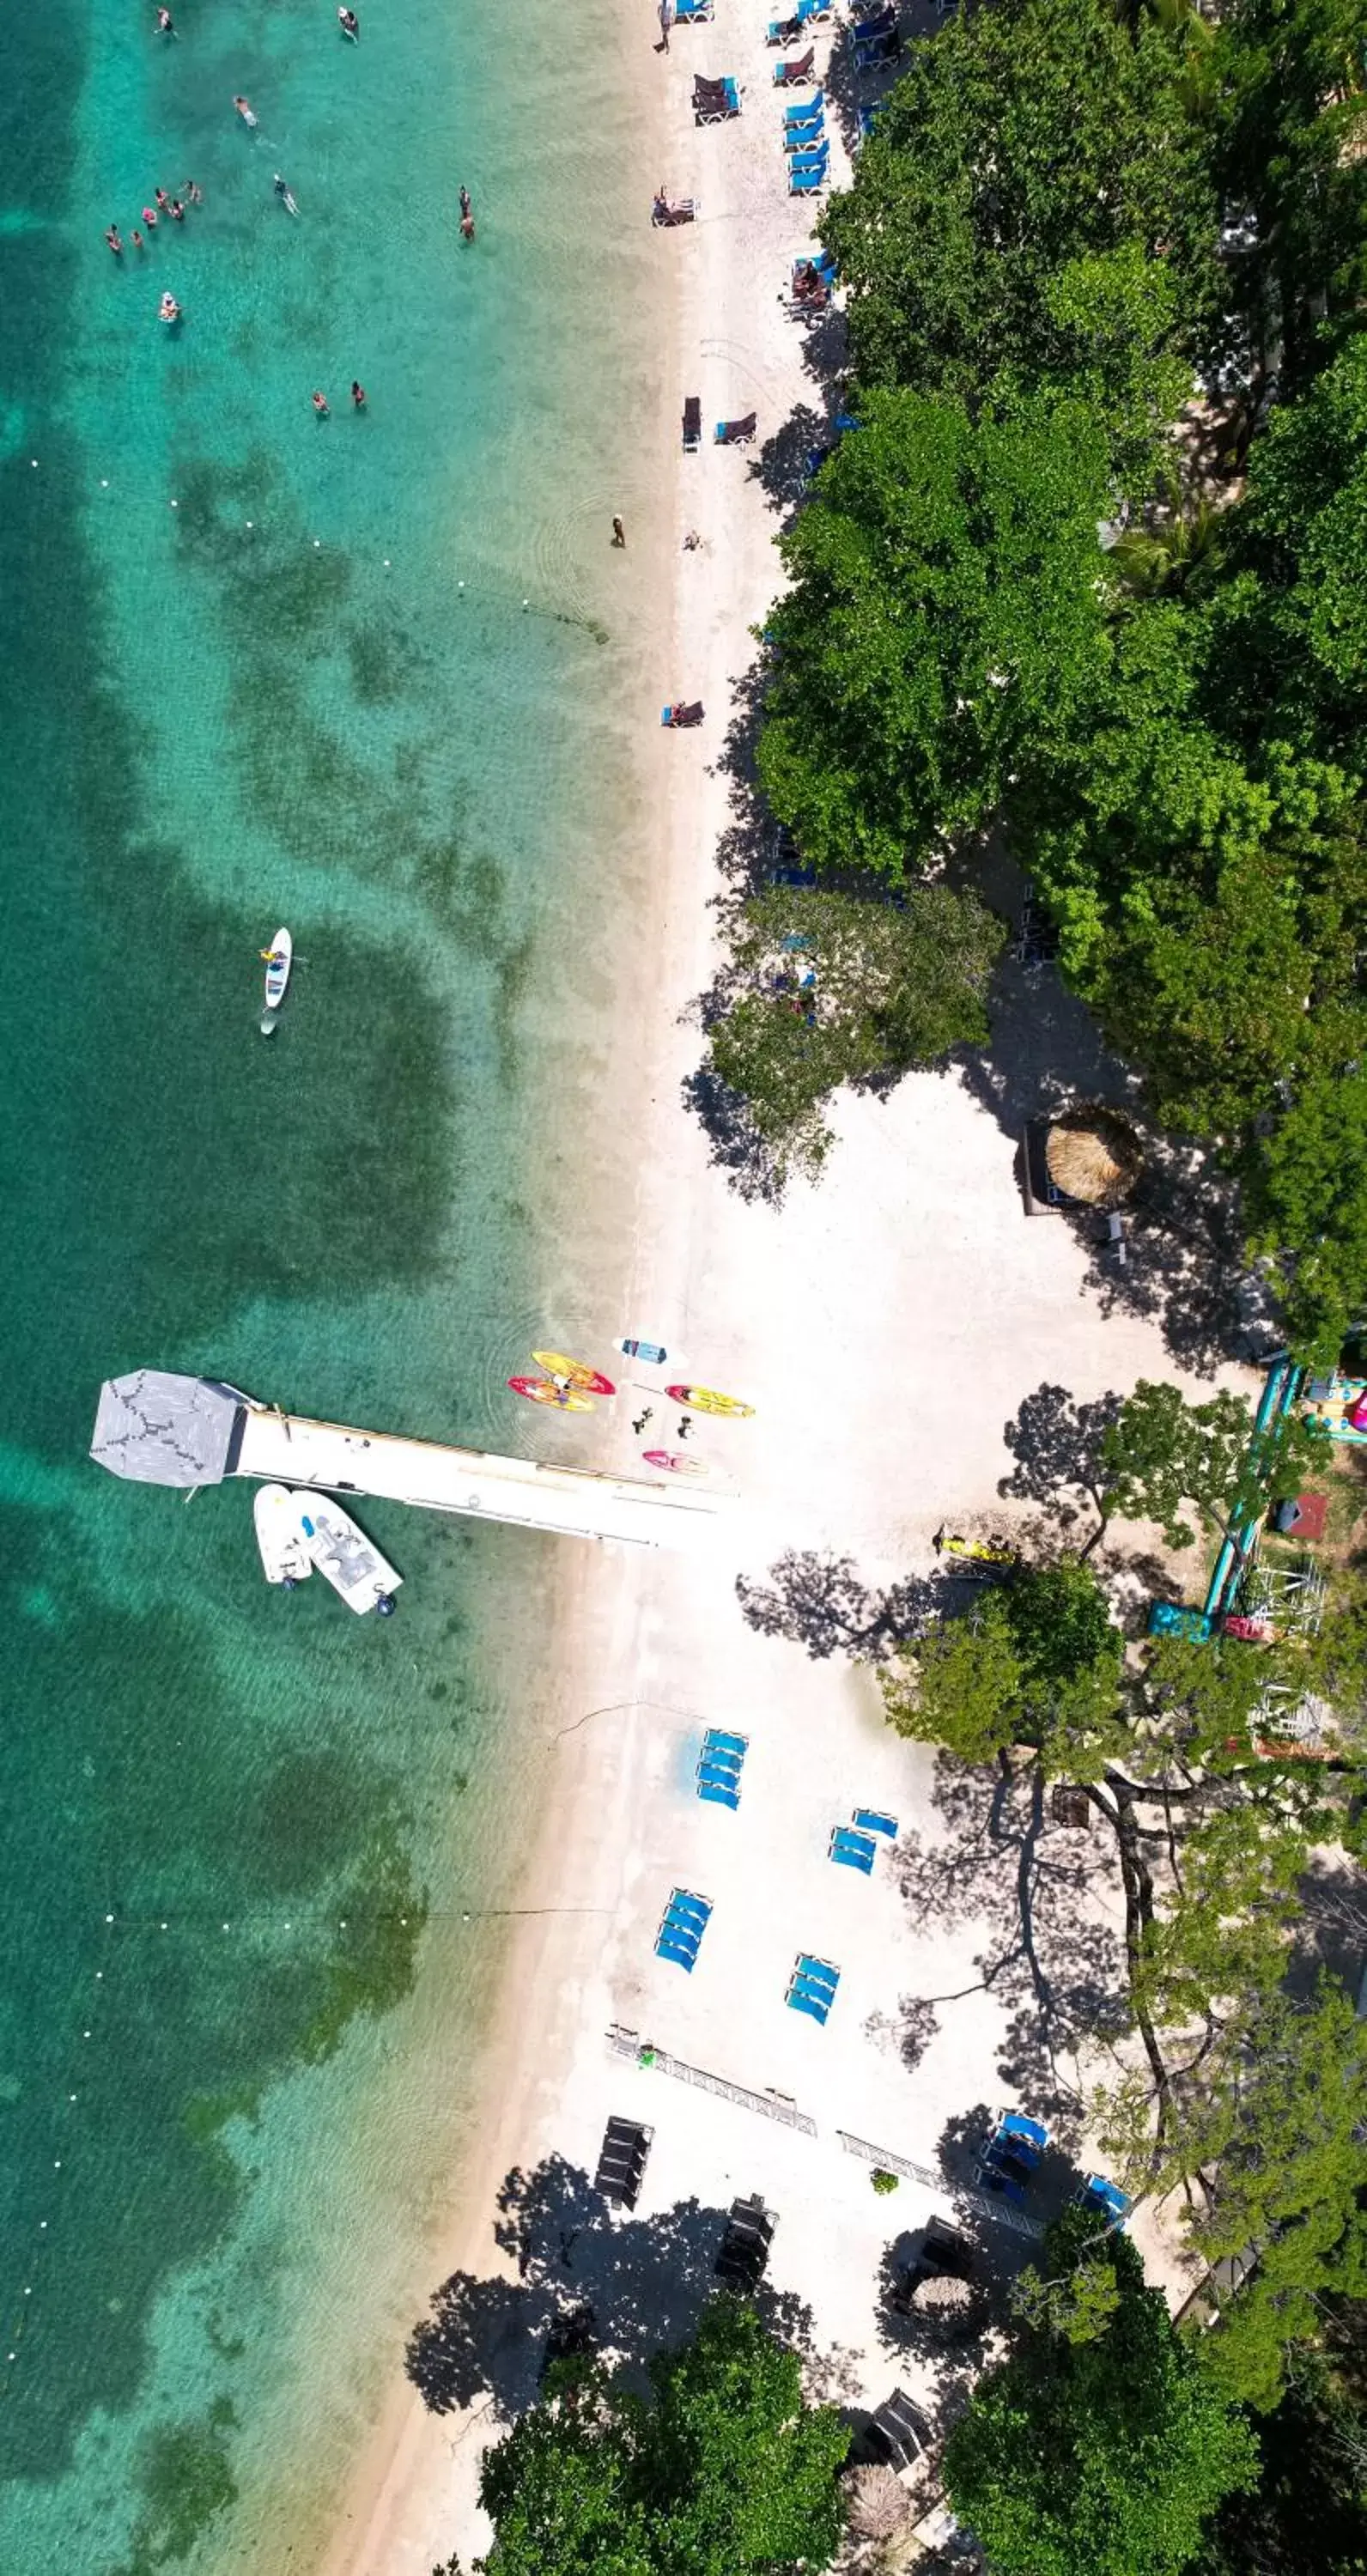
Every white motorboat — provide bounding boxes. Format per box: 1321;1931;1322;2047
295;1494;401;1614
253;1482;313;1587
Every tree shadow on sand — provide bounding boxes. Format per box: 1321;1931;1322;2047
404;2154;855;2425
736;1548;971;1660
957;951;1281;1372
891;1760;1129;2119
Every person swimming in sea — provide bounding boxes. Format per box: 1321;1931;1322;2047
274;173;299;215
338;6;360;34
105;224;124;255
350;380;367;408
131;227;145;251
312;391;330;416
156;7;175;32
234;96;258;127
169;199;185;222
143;204;159;228
459;209;476;241
160;291;180;322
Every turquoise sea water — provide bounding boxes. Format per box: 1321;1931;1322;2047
1;3;655;2565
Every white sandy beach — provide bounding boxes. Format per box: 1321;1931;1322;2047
319;13;1260;2570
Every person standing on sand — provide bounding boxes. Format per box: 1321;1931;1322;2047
611;514;625;547
658;0;671;48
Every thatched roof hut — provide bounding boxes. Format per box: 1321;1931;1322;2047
1044;1106;1143;1209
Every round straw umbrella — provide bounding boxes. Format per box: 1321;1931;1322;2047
1044;1108;1143;1210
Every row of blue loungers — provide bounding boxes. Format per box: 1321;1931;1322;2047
697;1727;747;1809
655;1886;714;1972
781;83;829;197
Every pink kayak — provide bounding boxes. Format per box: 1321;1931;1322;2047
643;1449;708;1477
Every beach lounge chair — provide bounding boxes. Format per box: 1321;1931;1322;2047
702;1728;748;1759
785;125;826;158
674;0;714;18
854;27;900;66
911;2213;975;2287
853;1807;897;1837
782;85;824;117
977;2110;1048;2203
698;1742;744;1773
714;2194;776;2290
774;43;816;79
788;155;829;194
694;74;741;121
766;0;815;42
829;1825;877;1873
1077;2173;1131;2227
697;1775;740;1811
651;193;699;227
665;1887;713;1928
594;2114;652;2208
853;2;896;34
683;395;702;451
697;1756;742;1790
662;700;705;726
715;412;756;445
864;2388;929;2471
787;1951;840;2020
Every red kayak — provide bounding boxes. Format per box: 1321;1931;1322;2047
643;1450;708;1476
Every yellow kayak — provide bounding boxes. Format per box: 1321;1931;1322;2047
532;1350;617;1396
508;1376;595;1413
665;1383;756;1419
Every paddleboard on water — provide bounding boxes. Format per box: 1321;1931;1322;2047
253;1482;312;1585
507;1375;596;1413
531;1351;616;1396
615;1337;674;1367
642;1450;708;1477
665;1384;756;1419
262;927;292;1010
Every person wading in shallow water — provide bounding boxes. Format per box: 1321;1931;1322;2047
611;514;625;547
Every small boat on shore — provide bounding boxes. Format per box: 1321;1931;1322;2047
254;1482;313;1587
643;1450;708;1476
296;1495;401;1614
263;928;292;1008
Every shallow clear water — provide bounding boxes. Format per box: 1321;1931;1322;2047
0;2;655;2564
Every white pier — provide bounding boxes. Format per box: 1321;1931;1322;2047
91;1371;735;1552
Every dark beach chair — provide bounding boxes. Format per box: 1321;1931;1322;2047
774;44;816;80
695;74;741;122
594;2114;652;2208
662;700;705;726
864;2387;930;2471
714;2193;776;2290
683;394;702;451
914;2213;975;2284
539;2300;596;2380
715;411;756;445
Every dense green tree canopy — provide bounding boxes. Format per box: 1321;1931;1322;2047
466;2299;848;2576
823;0;1217;431
756;390;1112;880
703;883;1004;1183
944;2209;1258;2576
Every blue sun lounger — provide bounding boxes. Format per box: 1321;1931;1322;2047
829;1826;877;1874
703;1728;747;1759
788;155;829;194
787;1952;841;2022
782;86;824;118
1077;2173;1131;2228
674;0;714;18
698;1775;740;1811
784;118;825;153
976;2110;1048;2203
853;1807;897;1838
656;1887;713;1970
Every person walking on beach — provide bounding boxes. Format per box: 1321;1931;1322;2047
632;1407;653;1436
677;1413;692;1441
611;514;625;548
658;0;671;49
